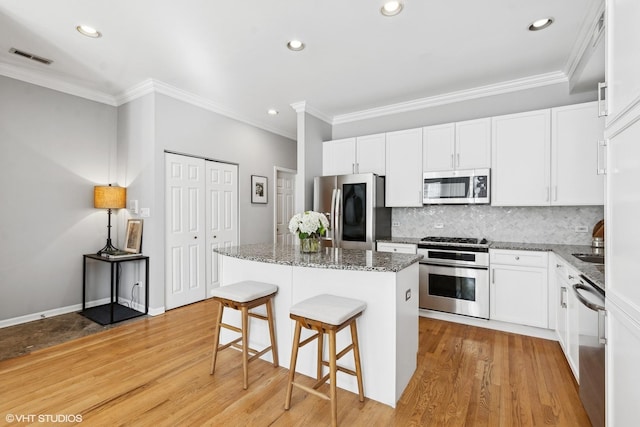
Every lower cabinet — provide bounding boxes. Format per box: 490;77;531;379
553;256;580;381
489;249;549;328
376;242;417;254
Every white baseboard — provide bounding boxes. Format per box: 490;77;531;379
419;309;558;341
0;298;164;329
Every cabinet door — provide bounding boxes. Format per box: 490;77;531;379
490;264;548;328
423;123;455;172
491;109;551;206
323;138;356;175
385;128;423;207
551;102;604;205
455;118;491;169
356;133;386;175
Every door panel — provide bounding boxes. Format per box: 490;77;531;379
276;170;295;245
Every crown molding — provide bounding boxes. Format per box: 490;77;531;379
0;62;117;106
564;0;606;82
332;71;569;125
290;100;332;124
117;79;295;140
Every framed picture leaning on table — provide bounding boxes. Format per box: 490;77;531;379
124;219;143;253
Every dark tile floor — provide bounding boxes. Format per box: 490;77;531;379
0;312;115;362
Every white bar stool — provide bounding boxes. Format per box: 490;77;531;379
284;294;366;427
209;281;279;390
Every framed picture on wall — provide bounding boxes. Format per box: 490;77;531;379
124;219;144;253
251;175;268;204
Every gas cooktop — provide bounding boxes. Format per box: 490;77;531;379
420;236;488;245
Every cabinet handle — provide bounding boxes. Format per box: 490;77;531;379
568;274;574;280
556;264;561;268
515;256;520;261
492;269;495;284
352;163;356;174
598;309;607;345
597;140;607;175
456;153;460;168
598;82;608;117
194;236;198;239
553;186;558;202
450;154;454;168
560;287;567;308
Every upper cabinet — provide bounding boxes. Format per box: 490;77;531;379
386;128;423;207
491;109;551;206
492;103;604;206
322;133;386;176
423;118;491;172
551;102;604;205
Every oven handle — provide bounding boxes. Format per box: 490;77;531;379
419;261;489;270
573;283;607;345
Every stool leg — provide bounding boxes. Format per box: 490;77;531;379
350;321;365;402
329;329;338;427
284;320;302;410
241;306;249;390
210;303;224;375
266;297;279;367
316;329;324;381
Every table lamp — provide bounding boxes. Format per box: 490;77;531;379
94;184;127;255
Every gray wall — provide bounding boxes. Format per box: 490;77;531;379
117;93;296;312
332;82;597;139
303;113;331;210
0;76;117;322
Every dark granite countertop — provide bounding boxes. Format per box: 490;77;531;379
490;241;605;291
214;243;423;273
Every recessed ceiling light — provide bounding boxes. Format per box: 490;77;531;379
381;1;403;17
287;40;305;51
76;25;102;38
528;17;553;31
267;109;279;116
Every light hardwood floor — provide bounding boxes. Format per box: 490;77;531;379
0;299;590;426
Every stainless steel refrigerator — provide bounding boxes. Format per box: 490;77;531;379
313;173;391;250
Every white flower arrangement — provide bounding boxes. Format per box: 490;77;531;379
288;211;329;239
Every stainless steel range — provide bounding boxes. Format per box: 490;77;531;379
418;236;490;319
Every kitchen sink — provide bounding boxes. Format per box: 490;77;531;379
572;253;605;264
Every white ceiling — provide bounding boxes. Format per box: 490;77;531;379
0;0;604;139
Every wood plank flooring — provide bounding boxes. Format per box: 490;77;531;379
0;299;590;426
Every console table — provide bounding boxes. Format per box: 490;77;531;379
81;253;149;325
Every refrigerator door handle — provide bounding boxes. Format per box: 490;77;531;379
334;188;341;248
330;188;337;241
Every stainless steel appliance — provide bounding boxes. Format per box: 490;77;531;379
313;173;391;250
423;168;490;205
574;276;606;427
418;236;490;319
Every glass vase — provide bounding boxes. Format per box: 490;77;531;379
300;236;322;253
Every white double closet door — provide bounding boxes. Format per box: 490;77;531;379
165;153;238;310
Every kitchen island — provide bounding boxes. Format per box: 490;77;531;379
213;243;422;408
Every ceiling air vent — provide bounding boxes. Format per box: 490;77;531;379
9;48;53;65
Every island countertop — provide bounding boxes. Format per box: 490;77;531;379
214;242;423;272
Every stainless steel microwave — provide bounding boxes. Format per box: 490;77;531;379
422;168;490;205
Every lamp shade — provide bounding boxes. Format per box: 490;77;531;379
94;185;126;209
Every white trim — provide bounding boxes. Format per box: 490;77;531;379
607;289;640;328
117;79;296;140
419;309;558;341
333;71;569;125
604;94;640;136
0;298;163;329
289;100;332;124
563;1;606;82
0;62;117;106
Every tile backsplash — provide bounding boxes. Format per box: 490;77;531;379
393;205;604;245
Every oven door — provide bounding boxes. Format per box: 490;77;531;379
419;263;489;319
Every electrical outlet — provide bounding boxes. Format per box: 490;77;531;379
574;226;588;233
434;223;444;229
128;199;139;214
392;221;400;227
140;208;150;218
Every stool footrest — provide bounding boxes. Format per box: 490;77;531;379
248;345;274;362
320;361;358;378
221;322;242;334
218;336;243;351
292;381;331;401
299;332;321;348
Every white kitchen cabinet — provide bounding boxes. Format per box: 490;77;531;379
489;249;549;328
422;118;490;172
385;128;423;207
322;133;386;176
553;256;580;381
491;109;551;206
376;242;417;254
551;102;604;205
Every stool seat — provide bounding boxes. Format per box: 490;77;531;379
210;281;279;390
290;294;366;325
211;280;278;303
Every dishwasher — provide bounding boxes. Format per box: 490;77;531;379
573;276;605;427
